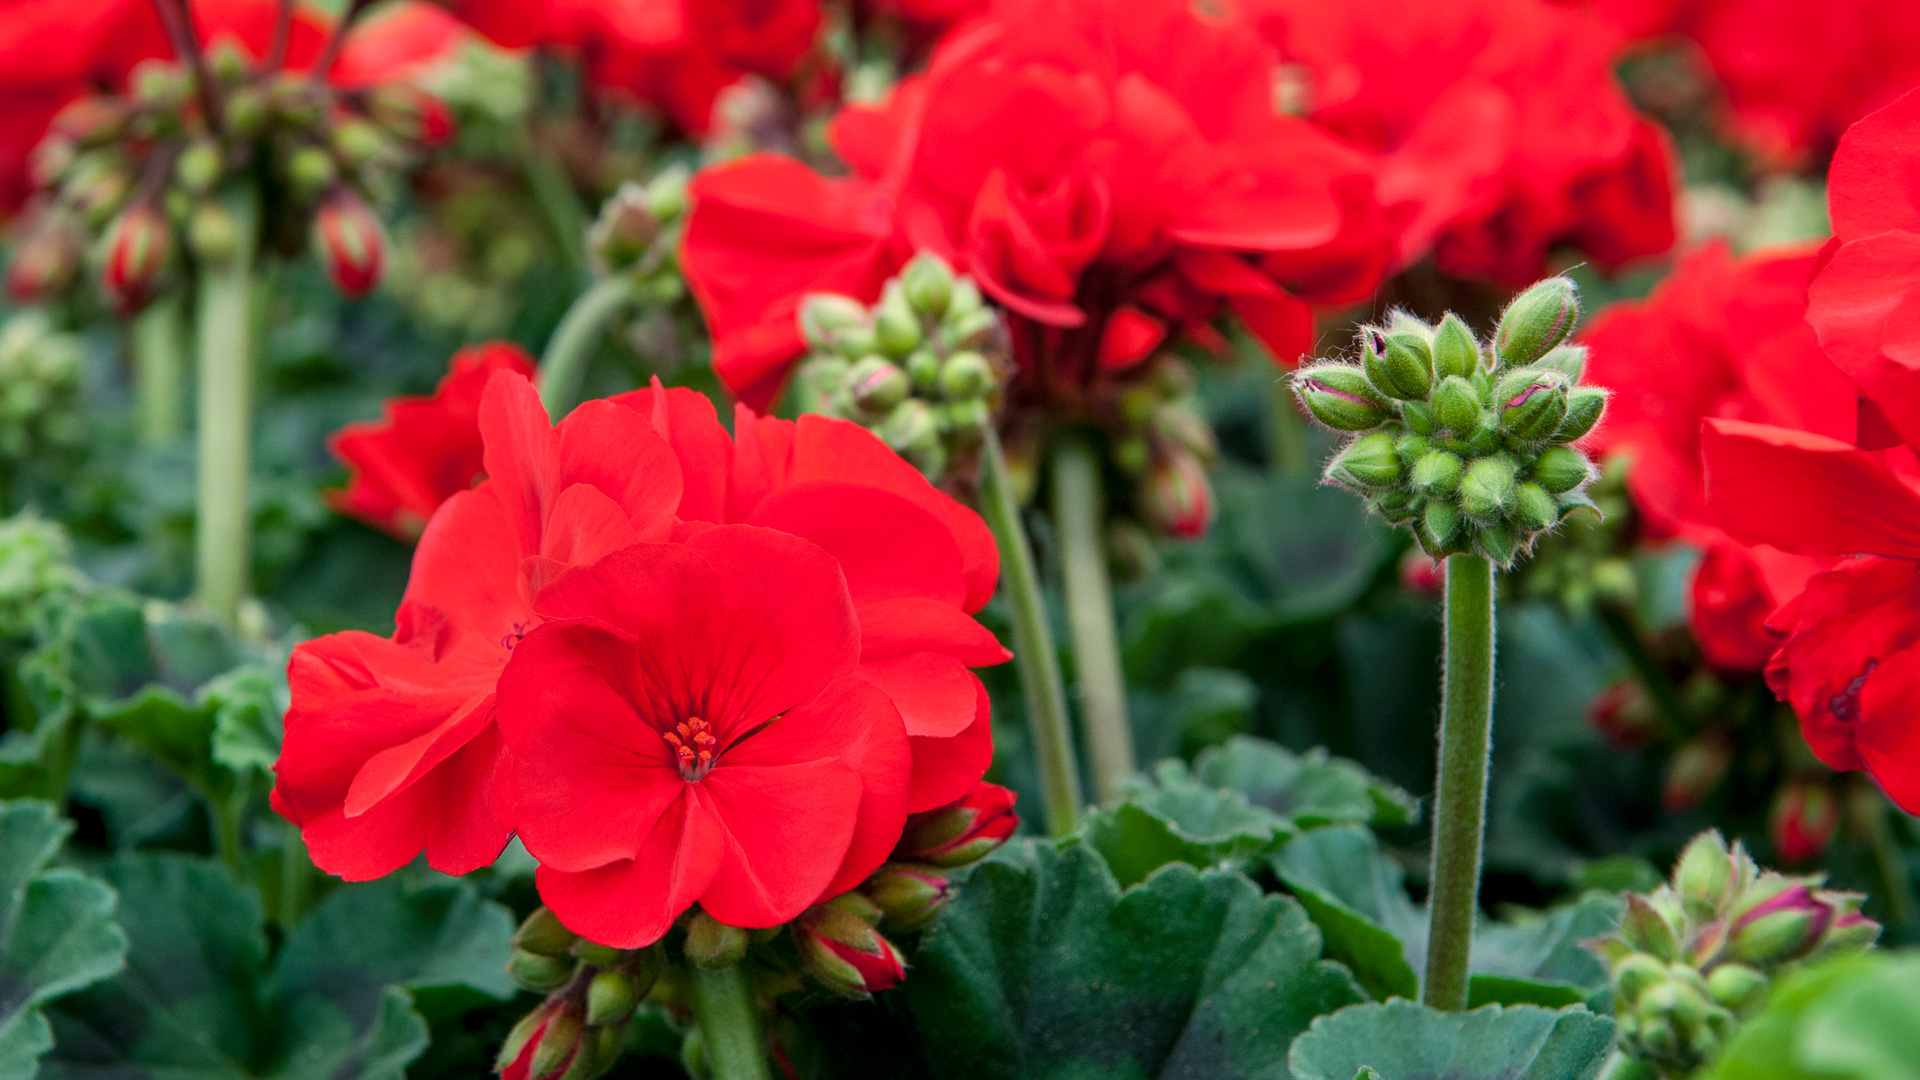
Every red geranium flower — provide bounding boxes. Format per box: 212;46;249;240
679;0;1392;408
326;342;536;541
612;381;1008;812
274;373;684;879
495;527;912;947
1246;0;1677;284
1581;242;1848;668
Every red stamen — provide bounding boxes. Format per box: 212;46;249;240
664;717;718;779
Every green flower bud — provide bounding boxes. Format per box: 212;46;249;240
877;399;941;458
1493;276;1580;367
585;969;638;1026
508;948;576;993
1619;894;1681;962
174;139;222;195
586;182;660;273
939;350;994;399
1371;488;1418;524
1495;368;1570;441
329;118;391;170
865;863;952;932
1432;375;1482;433
287;145;337;203
1705;963;1766;1011
1613;952;1668;1004
1431;312;1480;379
900;251;955;318
685;909;748;971
1400;400;1434;435
1423;499;1460;546
1531;445;1592;494
939;303;997;351
1361;328;1433;400
799;294;871;353
1674;831;1737;921
1154;404;1217;460
1555;386;1608;442
874;281;924;358
131;60;192;110
905;347;942;391
224;85;267;137
1294;365;1388;430
843;356;910;413
573;940;629;968
1512;482;1557;533
1411;450;1463;496
1538;344;1588;382
1395;433;1431;460
530;1008;583;1079
187;201;239;264
646;165;689;222
1332;432;1401;488
1459;455;1517;521
1477;521;1521;565
208;41;249;86
1114;436;1150;475
514;907;580;957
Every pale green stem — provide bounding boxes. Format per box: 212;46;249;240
538;275;636;421
1267;375;1309;478
980;428;1084;837
686;963;771;1080
194;190;259;631
519;127;591;285
133;294;187;445
281;821;310;928
1050;431;1134;804
209;778;249;872
1423;553;1496;1011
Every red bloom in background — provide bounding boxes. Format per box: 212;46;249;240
326;342;536;541
1701;88;1920;811
1582;242;1849;668
680;0;1392;408
495;528;912;947
275;373;684;879
1248;0;1677;284
613;382;1007;812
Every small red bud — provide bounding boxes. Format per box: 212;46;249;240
367;84;456;148
1586;680;1656;750
100;204;172;316
49;97;131;147
313;190;385;298
1398;549;1442;595
895;782;1018;868
1769;778;1839;866
1141;448;1214;539
794;906;907;997
5;217;83;303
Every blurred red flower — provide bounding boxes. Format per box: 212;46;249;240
1582;242;1847;669
1247;0;1677;284
326;342;537;541
680;0;1393;409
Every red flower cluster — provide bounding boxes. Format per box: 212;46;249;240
1702;87;1920;812
1581;242;1851;669
1248;0;1677;285
680;0;1392;408
327;342;536;541
275;370;1007;946
441;0;822;135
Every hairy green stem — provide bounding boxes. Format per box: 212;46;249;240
1266;375;1309;478
687;963;771;1080
1423;553;1496;1011
1050;431;1134;803
194;190;259;631
133;293;187;445
520;129;591;285
538;275;636;420
980;429;1084;836
1595;602;1687;740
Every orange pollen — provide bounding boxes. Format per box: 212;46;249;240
663;717;718;778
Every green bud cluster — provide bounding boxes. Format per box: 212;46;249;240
792;252;1003;481
585;168;690;306
0;313;84;468
1592;830;1881;1076
1291;278;1605;567
1114;358;1219;538
0;511;87;643
1514;453;1636;616
502;906;666;1080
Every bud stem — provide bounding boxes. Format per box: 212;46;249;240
980;427;1085;836
1423;553;1496;1011
538;275;636;421
194;188;259;631
1266;376;1310;478
519;126;593;286
280;820;310;929
1050;431;1135;803
686;961;772;1080
133;294;187;446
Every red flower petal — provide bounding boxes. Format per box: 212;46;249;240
1827;86;1920;242
1703;418;1920;560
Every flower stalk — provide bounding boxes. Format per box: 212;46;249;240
1422;552;1496;1010
538;274;636;420
133;293;186;445
686;962;772;1080
194;188;258;630
1050;429;1135;803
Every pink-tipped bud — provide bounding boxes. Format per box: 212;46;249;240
1727;883;1834;965
794;905;908;997
1142;448;1214;539
1585;681;1656;750
896;782;1018;868
1769;779;1839;866
6;217;83;303
313;190;385;298
100;203;171;316
366;84;456;148
865;864;953;932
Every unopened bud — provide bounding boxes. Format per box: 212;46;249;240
1531;445;1592;494
1331;432;1400;489
799;294;872;353
1612;951;1668;1004
573;940;630;968
131;60;192;109
1432;375;1482;433
1459;455;1517;521
515;907;580;957
1478;520;1521;565
1494;276;1580;367
1411;450;1463;496
329;118;391;170
939;350;994;400
587;182;660;272
795;905;908;998
1727;885;1831;965
1538;344;1588;382
1814;910;1882;957
1422;500;1460;547
865;863;952;932
1619;894;1681;961
874;281;924;358
876;399;940;457
1555;386;1607;442
313;190;385;298
5;218;82;302
1431;313;1480;379
367;84;456;147
62;154;132;227
904;348;941;391
684;909;748;971
100;204;171;316
647;166;689;222
1362;328;1433;400
1674;831;1737;920
1768;780;1840;867
529;1007;584;1079
1664;731;1733;812
173;139;222;195
1142;449;1213;539
207;41;249;86
50;97;130;147
224;86;267;137
508;948;576;993
1294;365;1387;431
1400;400;1434;435
897;782;1018;867
188;202;239;263
1373;488;1418;525
1496;369;1570;441
1706;963;1766;1010
1513;482;1557;532
900;252;955;318
585;968;638;1026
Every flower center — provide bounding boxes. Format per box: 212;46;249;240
664;717;718;780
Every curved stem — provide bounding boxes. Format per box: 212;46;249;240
133;294;187;446
194;189;259;631
519;128;592;286
686;963;771;1080
1423;553;1496;1011
1050;431;1134;803
538;275;636;421
980;428;1084;836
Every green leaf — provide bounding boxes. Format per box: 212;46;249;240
1467;893;1620;1009
0;801;128;1080
1193;736;1417;830
905;840;1363;1079
1271;826;1422;1002
1080;802;1219;889
1287;1001;1615;1080
1703;951;1920;1080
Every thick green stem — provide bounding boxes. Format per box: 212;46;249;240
1423;553;1496;1011
686;963;771;1080
1266;375;1309;478
133;295;187;446
538;275;636;421
194;191;259;631
281;822;310;928
519;128;591;285
980;429;1084;836
1050;432;1134;803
